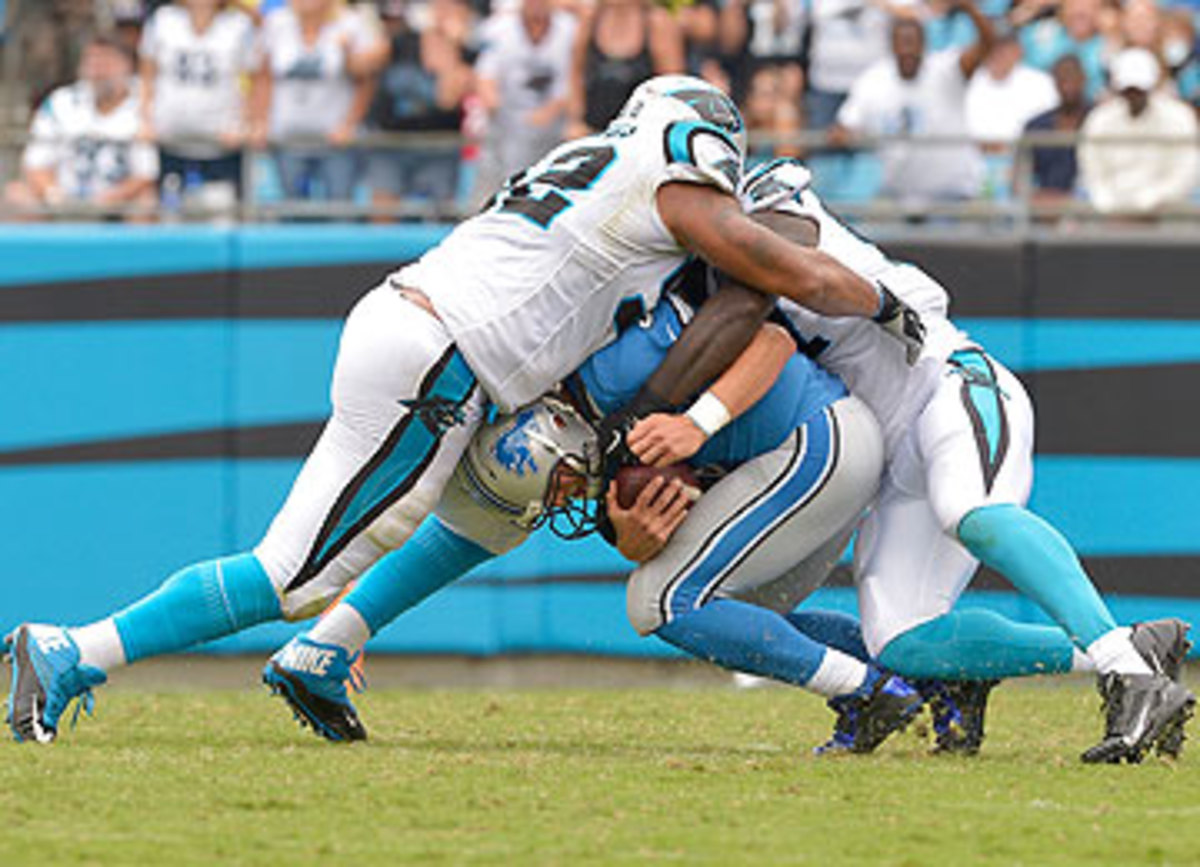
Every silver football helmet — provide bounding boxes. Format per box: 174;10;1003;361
616;74;747;159
458;395;602;539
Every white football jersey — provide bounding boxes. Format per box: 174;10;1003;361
23;82;159;200
741;161;971;454
395;103;742;412
140;5;258;156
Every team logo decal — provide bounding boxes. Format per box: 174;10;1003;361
494;410;539;477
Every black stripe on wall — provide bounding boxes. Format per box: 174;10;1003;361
474;557;1200;598
1029;364;1200;457
0;422;323;465
0;262;397;322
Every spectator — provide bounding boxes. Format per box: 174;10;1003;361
1161;8;1200;106
831;0;997;206
139;0;259;199
1023;52;1090;203
11;0;99;111
805;0;891;130
677;0;720;76
966;30;1058;143
251;0;388;202
1079;47;1199;214
717;0;807;107
743;63;804;159
1014;0;1107;98
364;0;474;216
471;0;576;205
5;34;158;218
566;0;683;137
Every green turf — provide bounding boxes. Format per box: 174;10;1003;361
2;679;1198;866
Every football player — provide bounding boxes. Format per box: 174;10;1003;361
266;290;924;752
5;76;922;744
622;159;1193;763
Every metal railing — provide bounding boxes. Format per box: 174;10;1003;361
0;127;1198;236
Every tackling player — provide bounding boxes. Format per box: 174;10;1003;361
624;159;1193;764
264;291;924;753
5;76;922;744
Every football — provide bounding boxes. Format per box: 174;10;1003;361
614;463;702;510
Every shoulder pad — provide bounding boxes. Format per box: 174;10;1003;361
738;159;812;213
661;120;742;195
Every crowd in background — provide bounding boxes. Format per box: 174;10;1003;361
4;0;1200;220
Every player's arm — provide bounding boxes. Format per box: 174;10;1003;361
658;181;878;317
629;322;796;467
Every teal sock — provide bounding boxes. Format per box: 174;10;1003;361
113;553;281;663
878;609;1077;680
957;504;1116;647
345;518;494;636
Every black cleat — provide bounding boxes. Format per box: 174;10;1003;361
1130;619;1191;757
1081;673;1194;764
922;680;999;756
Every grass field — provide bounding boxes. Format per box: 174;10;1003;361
2;674;1198;866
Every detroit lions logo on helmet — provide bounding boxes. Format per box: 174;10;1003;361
494;410;540;477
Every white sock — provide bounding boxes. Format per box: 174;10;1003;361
306;604;371;658
1087;627;1153;676
806;648;870;698
70;619;127;673
1071;649;1095;673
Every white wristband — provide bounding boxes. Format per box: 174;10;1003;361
685;391;732;438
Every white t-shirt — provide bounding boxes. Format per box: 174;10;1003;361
838;50;984;202
1079;93;1200;214
23;82;159;200
476;11;576;124
395;102;743;411
965;63;1058;143
262;7;375;140
807;0;889;94
140;5;259;156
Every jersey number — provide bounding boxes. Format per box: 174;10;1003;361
499;145;616;229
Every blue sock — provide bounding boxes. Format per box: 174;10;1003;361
345;518;493;636
113;553;281;663
655;598;832;687
877;608;1077;680
786;609;870;662
958;504;1116;647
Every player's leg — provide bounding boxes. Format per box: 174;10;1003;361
6;286;484;742
630;398;919;751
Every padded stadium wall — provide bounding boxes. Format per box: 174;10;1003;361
1;225;1197;656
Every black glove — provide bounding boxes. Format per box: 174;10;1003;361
594;387;674;489
874;284;926;365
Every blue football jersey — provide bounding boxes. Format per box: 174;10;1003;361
576;295;847;468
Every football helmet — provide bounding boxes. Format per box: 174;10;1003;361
616;74;747;159
459;395;602;539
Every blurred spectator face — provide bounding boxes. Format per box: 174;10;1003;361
891;19;925;81
80;40;133;104
1121;0;1161;52
1052;54;1086;107
1161;11;1195;71
745;66;781;128
985;36;1023;81
184;0;225;15
292;0;334;19
521;0;553;43
1060;0;1100;42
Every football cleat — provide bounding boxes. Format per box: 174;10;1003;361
1080;672;1195;764
815;673;924;756
1130;619;1191;757
4;624;106;744
263;636;366;743
921;679;999;756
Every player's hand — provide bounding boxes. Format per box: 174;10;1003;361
873;284;926;365
628;413;707;466
606;477;691;563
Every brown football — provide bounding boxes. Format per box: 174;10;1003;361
614;463;702;510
